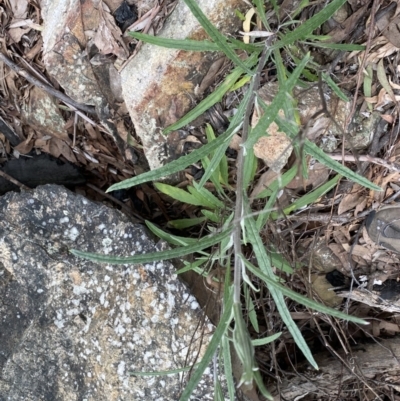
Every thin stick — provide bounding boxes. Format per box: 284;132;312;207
328;153;400;173
0;52;96;115
86;183;144;223
0;169;31;191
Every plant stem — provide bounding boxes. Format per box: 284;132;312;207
232;43;272;304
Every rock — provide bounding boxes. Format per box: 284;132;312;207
0;185;218;400
121;0;247;174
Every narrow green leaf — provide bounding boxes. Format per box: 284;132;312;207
226;37;263;52
253;0;270;30
175;257;209;275
145;221;199;246
199;83;254;187
221;335;235;401
303;140;382;191
272;174;341;218
243;144;258;190
183;0;254;75
164;52;259;134
254;164;298;199
192;181;225;209
155;182;207;207
269;250;295;274
167;217;207;229
201;209;220;223
274;0;347;48
202;155;225;193
306;41;366;51
185;186;217;209
321;72;349;102
129;32;221;51
245;213;318;369
232;302;258;387
179;288;234;401
273;116;382;192
214;378;224;401
377;58;395;101
252;332;282;346
245;285;259;333
229;75;252;92
245;260;368;325
364;64;373;98
246;53;310;149
364;64;373;111
205;124;229;186
71;229;230;264
107;129;233;191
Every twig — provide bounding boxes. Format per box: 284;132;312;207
0;52;96;115
328;153;400;173
0;169;31;191
86;183;144;223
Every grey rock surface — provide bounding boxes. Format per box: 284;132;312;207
121;0;246;173
0;185;218;400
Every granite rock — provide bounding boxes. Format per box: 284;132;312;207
0;185;219;400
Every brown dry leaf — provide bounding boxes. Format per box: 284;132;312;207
365;88;400;109
390;77;400;90
371;172;400;202
338;183;365;215
367;38;399;63
328;243;352;271
47;138;78;164
381;114;395;124
376;5;400;48
328;4;368;43
13;130;34;154
34;137;51;154
93;6;128;60
378;320;400;334
8;0;30;43
287;162;329;191
354;197;367;216
250;169;279;200
362;225;378;249
196;58;225;95
342;243;373;262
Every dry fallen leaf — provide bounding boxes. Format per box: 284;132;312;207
287;162;330;191
338;183;365;215
93;7;128;60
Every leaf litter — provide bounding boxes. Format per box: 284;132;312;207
3;0;400;399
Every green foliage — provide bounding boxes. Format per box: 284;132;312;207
73;0;378;399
